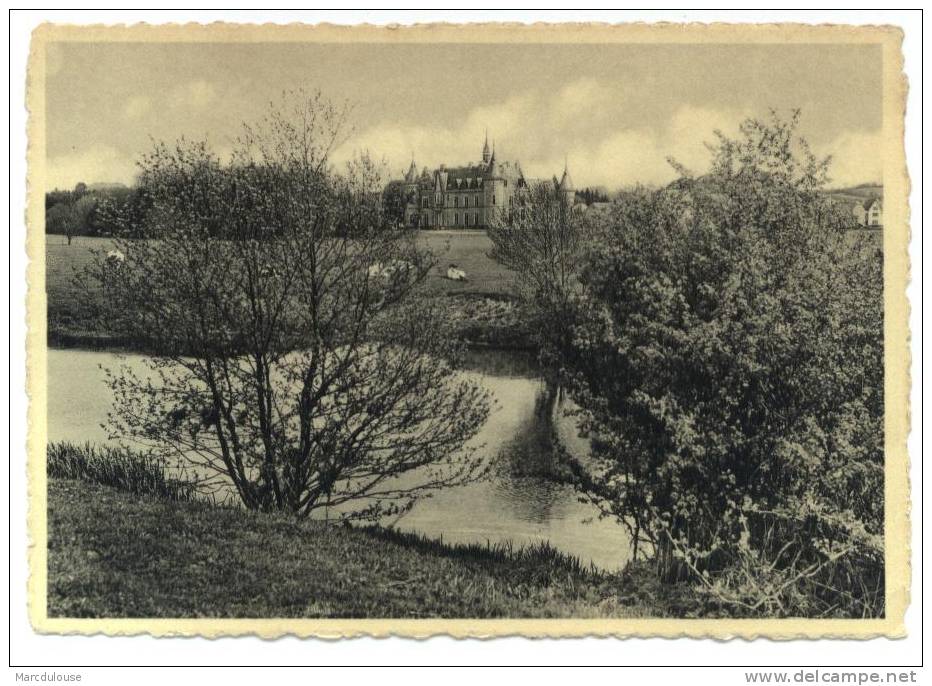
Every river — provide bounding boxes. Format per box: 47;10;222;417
47;347;631;571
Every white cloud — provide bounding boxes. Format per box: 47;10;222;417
663;104;748;173
819;130;882;188
550;78;613;127
560;128;666;187
335;92;537;177
46;145;139;190
337;81;757;190
49;79;881;192
122;95;152;120
169;80;218;112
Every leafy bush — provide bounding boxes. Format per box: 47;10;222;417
47;442;199;502
492;111;884;618
561;112;884;617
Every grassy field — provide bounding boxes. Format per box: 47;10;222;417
416;231;516;296
45;232;522;349
47;478;665;618
45;236;111;347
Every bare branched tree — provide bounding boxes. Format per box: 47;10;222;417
89;91;490;521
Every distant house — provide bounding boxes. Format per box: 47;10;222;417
853;197;883;227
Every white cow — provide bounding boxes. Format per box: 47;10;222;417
446;264;467;282
368;260;414;280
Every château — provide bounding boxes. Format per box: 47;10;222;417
398;134;575;229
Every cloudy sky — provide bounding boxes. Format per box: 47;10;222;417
44;41;882;191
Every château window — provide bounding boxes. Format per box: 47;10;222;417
455;213;459;226
454;197;459;208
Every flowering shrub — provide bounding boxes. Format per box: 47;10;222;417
566;117;884;616
538;112;884;617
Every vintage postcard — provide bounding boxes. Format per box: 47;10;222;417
26;21;909;639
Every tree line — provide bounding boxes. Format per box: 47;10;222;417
574;186;610;205
46;183;152;244
51;171;406;245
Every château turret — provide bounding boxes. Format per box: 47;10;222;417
559;158;575;204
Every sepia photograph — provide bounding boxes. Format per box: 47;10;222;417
24;20;910;639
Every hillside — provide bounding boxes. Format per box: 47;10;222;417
826;184;883;205
47;479;661;619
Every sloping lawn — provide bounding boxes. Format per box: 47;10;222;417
47;479;656;619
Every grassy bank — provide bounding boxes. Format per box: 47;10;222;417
48;478;664;618
46;233;534;351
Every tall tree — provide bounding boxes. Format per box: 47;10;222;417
381;180;408;228
45;202;75;243
70;194;98;241
89;91;490;521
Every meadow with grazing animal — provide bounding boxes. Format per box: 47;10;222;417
45;230;529;350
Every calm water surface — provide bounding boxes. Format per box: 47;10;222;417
47;347;631;570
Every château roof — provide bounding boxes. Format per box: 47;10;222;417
401;135;527;191
404;159;418;183
444;164;491;183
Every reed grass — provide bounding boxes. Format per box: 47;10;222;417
47;441;198;503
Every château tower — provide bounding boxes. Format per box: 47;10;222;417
559;158;575;204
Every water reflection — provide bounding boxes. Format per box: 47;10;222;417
491;379;570;524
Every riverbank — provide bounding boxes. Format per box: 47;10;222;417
48;478;663;618
47;292;536;353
